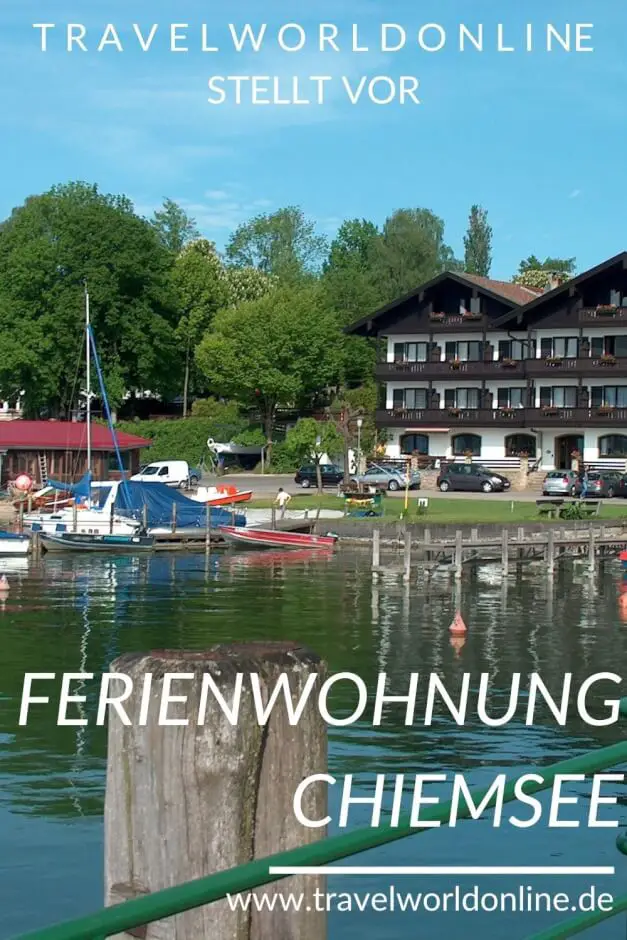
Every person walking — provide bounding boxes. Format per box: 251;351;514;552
580;466;589;499
274;487;292;518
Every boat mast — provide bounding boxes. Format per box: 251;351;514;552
85;283;92;507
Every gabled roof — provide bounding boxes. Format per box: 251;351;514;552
493;251;627;327
0;421;151;452
345;270;539;335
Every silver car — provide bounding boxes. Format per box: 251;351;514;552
351;464;421;491
542;470;582;497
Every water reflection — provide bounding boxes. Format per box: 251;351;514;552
0;550;626;938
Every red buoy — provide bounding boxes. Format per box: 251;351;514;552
449;610;467;636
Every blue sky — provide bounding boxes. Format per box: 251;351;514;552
1;0;624;279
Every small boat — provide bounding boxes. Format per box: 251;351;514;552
0;530;31;556
219;526;337;550
188;484;253;506
40;532;155;553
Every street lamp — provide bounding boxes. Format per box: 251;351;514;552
356;418;363;473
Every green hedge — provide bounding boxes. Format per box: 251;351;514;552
114;417;251;467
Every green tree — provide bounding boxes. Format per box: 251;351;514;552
512;255;576;290
222;266;278;306
327;384;377;481
172;239;227;415
0;181;179;415
284;418;344;491
151;198;199;254
225;207;327;283
463;205;492;276
195;284;342;457
369;209;460;303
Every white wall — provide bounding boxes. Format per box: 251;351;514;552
383;427;527;461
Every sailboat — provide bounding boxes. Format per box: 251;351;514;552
23;288;144;541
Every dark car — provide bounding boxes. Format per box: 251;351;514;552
294;463;344;488
436;463;511;493
584;470;621;498
615;474;627;498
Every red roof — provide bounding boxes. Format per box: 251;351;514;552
0;421;151;452
462;274;543;306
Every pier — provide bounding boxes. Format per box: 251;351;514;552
368;524;627;581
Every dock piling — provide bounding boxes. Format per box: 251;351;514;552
588;528;596;575
104;644;328;940
403;530;411;583
547;529;555;576
372;528;380;570
454;530;463;580
171;502;177;534
501;528;509;575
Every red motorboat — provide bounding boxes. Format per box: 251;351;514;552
219;526;338;550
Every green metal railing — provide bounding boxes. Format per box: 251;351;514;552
10;703;627;940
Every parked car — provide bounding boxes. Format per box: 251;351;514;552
436;464;511;493
351;464;421;491
542;470;582;498
294;464;344;488
614;474;627;498
583;470;621;498
130;460;200;487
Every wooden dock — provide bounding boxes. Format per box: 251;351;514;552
370;525;627;581
150;517;318;551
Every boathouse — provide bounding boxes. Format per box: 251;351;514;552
0;420;151;487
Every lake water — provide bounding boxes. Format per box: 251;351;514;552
0;549;626;939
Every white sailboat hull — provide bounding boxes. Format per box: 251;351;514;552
22;513;139;536
0;534;30;556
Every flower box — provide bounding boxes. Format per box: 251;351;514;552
448;359;462;369
448;408;461;417
544;356;563;365
461;311;482;320
598;354;617;365
498;407;515;417
596;305;617;316
429;311;446;321
542;406;559;415
501;358;517;367
597;406;616;416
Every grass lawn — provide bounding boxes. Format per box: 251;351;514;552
248;494;627;525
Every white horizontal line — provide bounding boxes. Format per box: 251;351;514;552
269;866;615;876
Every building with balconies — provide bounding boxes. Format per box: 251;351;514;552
347;252;627;471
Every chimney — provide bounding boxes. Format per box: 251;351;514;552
545;271;564;292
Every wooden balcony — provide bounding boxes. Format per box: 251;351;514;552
427;313;488;331
526;356;627;377
376;359;525;380
376;408;526;428
377;406;627;428
525;407;627;426
579;306;627;323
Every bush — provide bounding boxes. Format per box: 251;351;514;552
115;415;251;467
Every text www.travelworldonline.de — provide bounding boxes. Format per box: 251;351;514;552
226;884;614;914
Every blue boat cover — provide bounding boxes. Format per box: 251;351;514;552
47;471;92;501
113;481;246;529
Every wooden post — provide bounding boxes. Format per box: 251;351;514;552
372;528;380;570
423;527;431;564
403;529;411;582
110;501;114;534
18;501;24;534
501;528;509;575
142;504;148;533
72;500;78;533
171;502;177;534
588;528;595;575
547;529;555;576
105;643;328;940
205;505;211;556
470;527;478;544
271;507;276;530
454;529;463;580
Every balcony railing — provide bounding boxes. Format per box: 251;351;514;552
579;305;627;322
427;312;488;329
376;360;525;379
377;406;627;428
376;408;526;427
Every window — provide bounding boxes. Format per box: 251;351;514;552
393;342;428;363
610;289;621;306
498;340;527;361
140;465;159;475
540;336;578;358
497;387;526;408
590;336;627;358
599;434;627;457
452;434;482;456
392;388;428;409
444;388;480;409
107;451;130;471
505;434;537;457
590;386;627;407
444;341;482;361
470;296;481;314
158;466;169;476
401;434;429;455
539;386;577;407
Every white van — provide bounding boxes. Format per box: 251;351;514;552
130;460;198;488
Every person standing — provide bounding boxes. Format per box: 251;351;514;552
274;487;291;518
580;466;589;499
